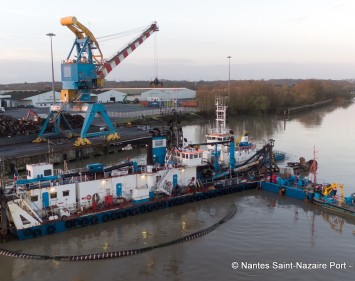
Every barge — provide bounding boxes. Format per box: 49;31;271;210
1;132;277;240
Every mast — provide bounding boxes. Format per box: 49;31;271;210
215;96;227;134
313;145;317;188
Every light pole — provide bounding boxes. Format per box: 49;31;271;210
227;56;231;100
46;33;56;104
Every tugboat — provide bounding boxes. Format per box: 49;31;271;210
260;146;355;219
204;96;285;166
313;184;355;218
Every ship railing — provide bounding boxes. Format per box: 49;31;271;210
236;144;257;151
208;129;230;135
21;192;42;216
154;169;174;195
122;191;132;201
11;194;43;222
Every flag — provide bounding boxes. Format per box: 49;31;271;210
13;167;19;182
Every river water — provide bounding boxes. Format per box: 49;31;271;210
1;101;355;280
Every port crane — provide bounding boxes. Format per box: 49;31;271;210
34;16;159;145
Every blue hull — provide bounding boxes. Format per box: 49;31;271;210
261;181;313;201
13;182;257;240
312;198;355;218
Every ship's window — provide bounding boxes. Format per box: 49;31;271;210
194;154;198;158
182;153;185;158
154;139;163;147
63;190;69;197
63;65;71;78
50;192;57;199
27;170;31;177
30;195;38;202
199;153;203;158
190;154;193;159
44;169;52;176
177;152;180;157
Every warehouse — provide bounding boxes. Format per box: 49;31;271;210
0;90;60;108
0;88;196;107
93;88;195;103
140;88;196;101
92;89;128;103
24;91;61;107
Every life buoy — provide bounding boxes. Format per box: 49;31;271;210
92;193;100;202
86;195;92;200
47;225;56;235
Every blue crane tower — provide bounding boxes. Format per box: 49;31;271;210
34;16;158;146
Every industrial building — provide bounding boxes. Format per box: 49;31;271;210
0;88;196;108
92;88;196;104
0;90;60;108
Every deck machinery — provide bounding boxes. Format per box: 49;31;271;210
34;17;158;146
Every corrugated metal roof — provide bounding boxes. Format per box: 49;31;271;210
0;90;47;100
94;88;189;95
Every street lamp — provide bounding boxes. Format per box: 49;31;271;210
46;33;56;104
227;56;231;100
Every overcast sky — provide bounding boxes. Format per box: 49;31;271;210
0;0;354;83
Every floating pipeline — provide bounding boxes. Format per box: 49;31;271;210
0;205;237;262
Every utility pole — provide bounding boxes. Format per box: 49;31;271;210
46;33;56;104
227;56;231;100
0;157;8;238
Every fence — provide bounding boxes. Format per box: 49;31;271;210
107;106;200;119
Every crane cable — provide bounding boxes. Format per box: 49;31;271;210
154;32;159;79
97;25;151;42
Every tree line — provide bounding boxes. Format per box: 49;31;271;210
196;79;353;115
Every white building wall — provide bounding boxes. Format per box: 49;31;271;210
97;90;127;103
140;88;196;101
24;91;61;107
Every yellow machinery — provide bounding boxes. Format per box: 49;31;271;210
322;183;344;203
